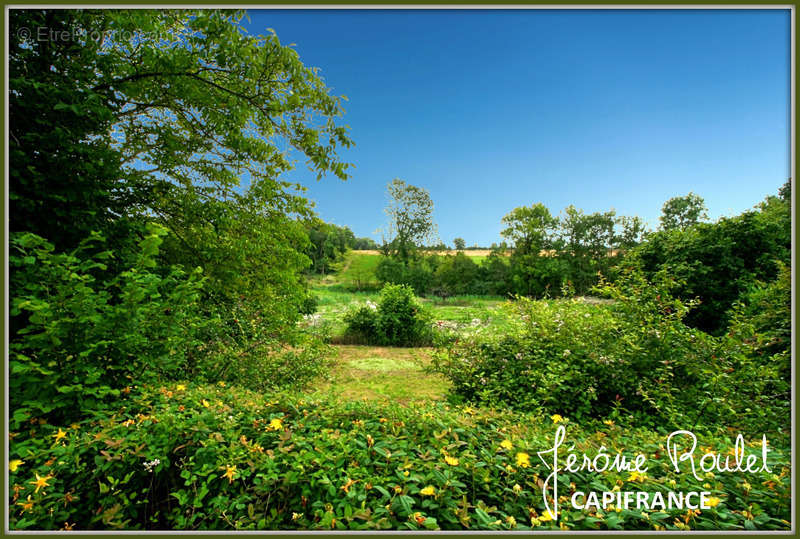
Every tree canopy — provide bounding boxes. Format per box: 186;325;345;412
659;192;708;231
11;9;356;337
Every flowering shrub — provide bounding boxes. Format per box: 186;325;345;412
431;270;738;430
343;284;434;346
9;228;332;430
8;384;790;530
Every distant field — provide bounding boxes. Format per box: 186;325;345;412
353;249;507;257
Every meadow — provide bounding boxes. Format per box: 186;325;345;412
9;245;791;531
8;10;790;532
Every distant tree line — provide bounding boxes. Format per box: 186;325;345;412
370;178;791;338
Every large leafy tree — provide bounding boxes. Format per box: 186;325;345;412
500;203;558;255
11;9;355;338
10;10;127;250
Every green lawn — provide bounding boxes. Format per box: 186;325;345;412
309;345;450;405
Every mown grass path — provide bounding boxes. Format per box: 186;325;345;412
311;345;450;405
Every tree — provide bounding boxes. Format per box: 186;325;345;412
629;185;790;334
500;203;558;255
11;9;355;341
659;192;708;231
615;215;648;251
453;237;466;250
382;179;437;263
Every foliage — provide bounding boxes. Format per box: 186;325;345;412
659;192;708;231
344;284;434;346
304;219;376;275
375;256;438;295
499;203;647;297
381;179;438;263
453;237;466;250
433;253;481;296
627;189;790;334
432;270;731;430
9;10;130;252
715;262;791;433
8;385;790;530
500;203;558;255
10;8;355;350
9;227;209;429
196;334;332;394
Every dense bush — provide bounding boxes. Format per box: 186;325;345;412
9;227;332;430
9;227;209;429
431;270;729;430
8;384;790;530
433;253;481;296
375;256;438;295
344;284;434;346
627;191;790;335
715;262;791;432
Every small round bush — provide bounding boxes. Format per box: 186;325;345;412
344;284;433;346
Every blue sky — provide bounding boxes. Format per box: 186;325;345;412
243;9;790;247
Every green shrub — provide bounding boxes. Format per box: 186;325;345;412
8;384;790;530
196;333;332;393
715;262;791;433
433;253;480;296
344;284;434;346
626;194;790;335
299;293;319;315
431;270;721;429
9;227;209;429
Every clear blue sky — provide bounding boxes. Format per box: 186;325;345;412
243;9;790;247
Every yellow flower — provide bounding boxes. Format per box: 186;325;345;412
706;496;721;508
512;483;522;494
52;428;67;442
341;478;357;493
29;473;53;494
420;485;436;496
268;418;284;431
551;414;564;424
218;381;226;387
516;452;531;468
603;419;615;426
539;510;555;522
444;455;459;466
176;384;186;391
220;465;237;484
628;471;645;482
500;439;513;450
530;517;542;527
16;495;34;513
201;399;210;408
9;459;24;472
506;515;517;527
292;512;303;521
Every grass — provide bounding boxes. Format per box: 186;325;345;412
303;251;609;405
310;345;450;405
